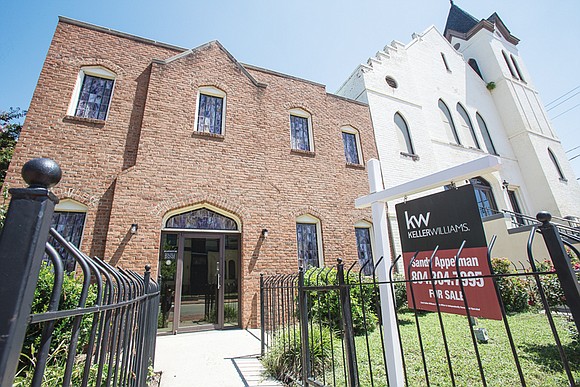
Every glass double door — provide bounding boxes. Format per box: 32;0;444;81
158;232;240;333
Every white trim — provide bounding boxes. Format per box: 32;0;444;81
296;214;324;267
354;220;375;272
67;66;116;119
194;86;226;135
341;125;364;164
161;203;242;231
355;155;501;208
289;108;314;152
55;198;89;212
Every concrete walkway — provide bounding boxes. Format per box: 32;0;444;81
154;329;283;387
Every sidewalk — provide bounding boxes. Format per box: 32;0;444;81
154;329;282;387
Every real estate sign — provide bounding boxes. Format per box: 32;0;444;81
395;185;502;320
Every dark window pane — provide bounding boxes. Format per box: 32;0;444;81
197;94;224;134
290;115;310;151
166;208;238;230
394;113;414;154
296;223;318;268
470;177;498;218
476;113;497;155
48;211;86;272
342;132;360;164
75;74;114;120
355;227;374;275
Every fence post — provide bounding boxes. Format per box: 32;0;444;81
298;267;310;386
537;212;580;333
139;265;153;387
0;158;61;386
337;259;359;387
260;273;265;356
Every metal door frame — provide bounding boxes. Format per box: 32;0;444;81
173;232;225;333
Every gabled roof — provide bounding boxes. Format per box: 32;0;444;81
443;2;519;46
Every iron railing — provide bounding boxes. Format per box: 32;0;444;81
261;213;580;386
0;158;159;386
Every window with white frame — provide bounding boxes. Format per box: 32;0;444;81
296;214;323;268
341;126;362;165
48;199;88;272
354;221;374;276
68;66;116;120
195;86;226;135
438;99;460;145
290;109;313;152
548;148;566;181
476;113;498;155
394;112;415;155
456;103;480;149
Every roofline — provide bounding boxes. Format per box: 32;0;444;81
242;63;326;88
326;93;368;107
58;16;187;52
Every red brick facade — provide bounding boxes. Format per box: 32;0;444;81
6;18;378;328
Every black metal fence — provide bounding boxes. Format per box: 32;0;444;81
261;213;580;386
0;158;159;386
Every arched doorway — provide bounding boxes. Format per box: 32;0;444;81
158;205;241;334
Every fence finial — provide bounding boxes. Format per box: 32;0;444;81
536;211;552;223
21;158;62;189
145;264;151;272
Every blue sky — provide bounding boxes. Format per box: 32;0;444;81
1;0;579;177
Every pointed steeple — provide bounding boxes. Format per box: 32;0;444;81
444;2;479;37
443;3;519;45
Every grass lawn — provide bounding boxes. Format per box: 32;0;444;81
316;311;579;386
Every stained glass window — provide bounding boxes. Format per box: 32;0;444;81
342;132;360;164
296;223;319;268
165;208;238;230
49;211;86;272
290;115;310;151
75;75;114;120
197;94;224;134
355;228;374;275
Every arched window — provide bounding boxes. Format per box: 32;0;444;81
290;108;314;152
456;103;480;149
501;50;519;80
476;113;497;155
165;207;238;230
341;126;363;165
68;66;116;120
510;54;525;83
438;99;460;145
195;86;226;135
296;214;323;268
548;148;566;181
468;58;483;80
354;220;374;276
394;112;415;155
50;199;88;272
470;177;498;218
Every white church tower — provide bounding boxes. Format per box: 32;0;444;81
443;2;579;218
338;2;579;223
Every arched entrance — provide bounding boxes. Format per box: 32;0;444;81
158;205;241;334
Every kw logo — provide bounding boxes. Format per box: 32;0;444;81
405;211;431;229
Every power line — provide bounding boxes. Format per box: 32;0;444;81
569;153;580;161
551;103;580;120
566;145;580;153
546;90;580;112
546;85;580;107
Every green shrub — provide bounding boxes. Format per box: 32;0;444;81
305;267;378;336
533;259;580;308
393;273;407;310
19;263;98;374
261;325;333;383
491;258;529;313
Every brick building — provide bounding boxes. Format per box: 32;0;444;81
5;17;377;332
